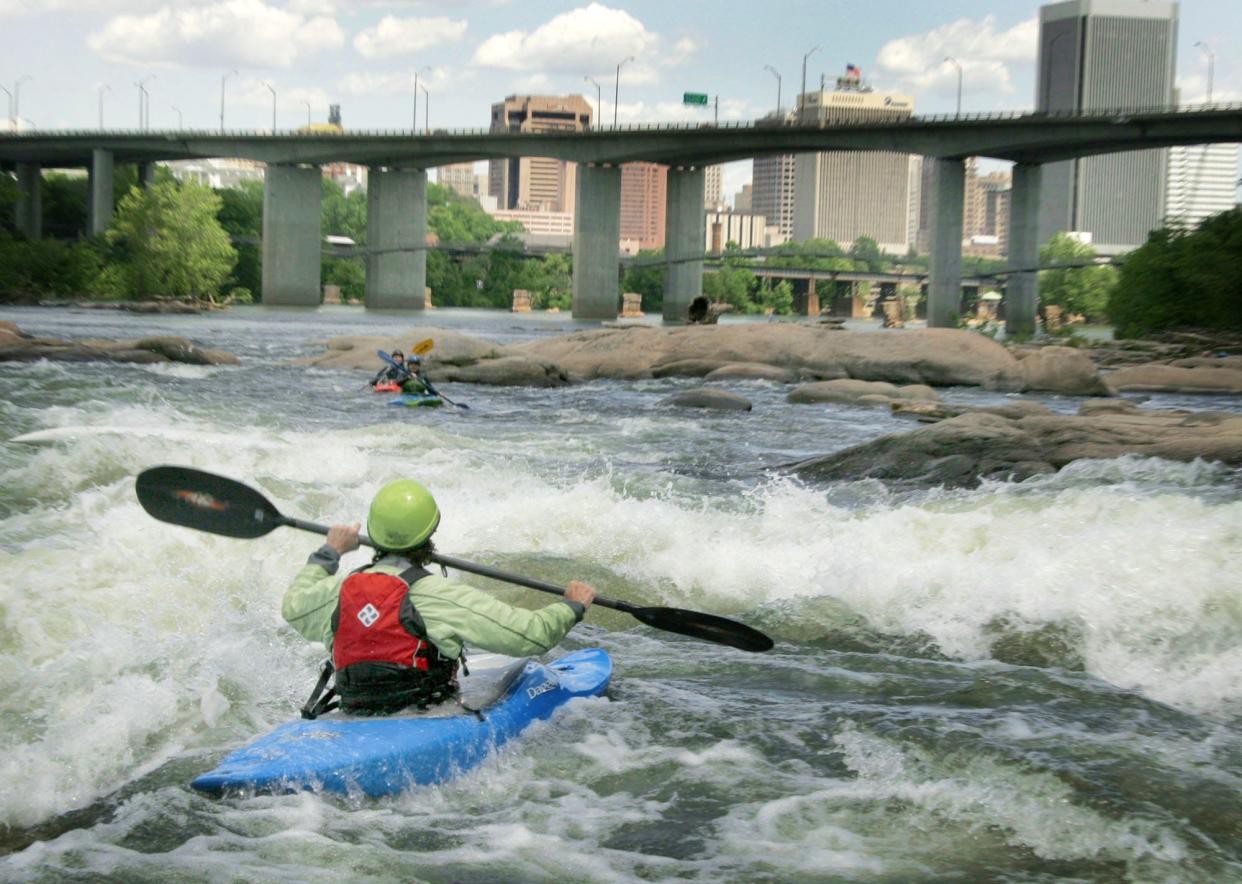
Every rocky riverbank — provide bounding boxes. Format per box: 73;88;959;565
0;322;238;365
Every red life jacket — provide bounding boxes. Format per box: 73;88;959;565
327;564;459;714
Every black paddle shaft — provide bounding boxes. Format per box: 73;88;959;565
134;466;774;653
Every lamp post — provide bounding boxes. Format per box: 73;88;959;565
412;68;430;131
584;75;601;126
97;84;110;129
263;81;276;132
800;45;820;117
420;83;429;133
0;86;11;127
944;56;962;116
614;55;634;128
219;69;238;133
1195;41;1215;104
13;75;31;128
763;64;782;115
136;75;155;131
303;99;312;127
171;106;183;128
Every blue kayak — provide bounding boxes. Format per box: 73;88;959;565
388;394;442;408
190;648;611;797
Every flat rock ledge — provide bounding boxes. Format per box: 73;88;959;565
0;323;238;366
788;379;940;407
782;399;1242;487
657;388;753;411
306;325;1114;394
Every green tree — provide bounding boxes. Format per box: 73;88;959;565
622;249;665;312
849;236;885;272
1109;209;1242;338
106;180;236;301
1039;232;1117;322
216;179;264;298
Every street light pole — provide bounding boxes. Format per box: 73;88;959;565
0;86;11;127
614;55;634;128
412;71;419;130
171;106;183;128
98;84;110;129
263;81;276;132
13;75;31;128
220;69;238;133
1195;41;1215;104
136;75;155;131
800;45;820;117
303;100;312;127
584;75;601;126
763;64;782;115
420;83;429;133
945;56;963;116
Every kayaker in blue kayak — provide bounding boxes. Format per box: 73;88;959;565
282;479;596;717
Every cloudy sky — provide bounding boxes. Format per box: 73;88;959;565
3;0;1239;195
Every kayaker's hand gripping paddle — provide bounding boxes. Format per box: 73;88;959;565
135;466;774;653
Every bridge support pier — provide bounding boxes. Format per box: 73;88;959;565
1006;163;1042;337
137;162;157;189
365;167;427;309
572;164;621;320
89;149;114;237
262;164;322;305
927;157;965;329
15;163;41;240
663;166;706;324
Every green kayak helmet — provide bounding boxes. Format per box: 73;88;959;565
367;479;440;551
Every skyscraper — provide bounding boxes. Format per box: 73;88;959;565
704;165;723;208
1037;0;1178;251
1165;144;1239;228
487;95;593;214
752;150;797;239
792;68;916;252
619;162;667;251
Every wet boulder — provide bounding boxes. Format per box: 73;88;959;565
1106;364;1242;394
1016;346;1112;396
788;379;941;407
657;388;753;411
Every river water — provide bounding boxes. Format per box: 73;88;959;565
1;305;1240;882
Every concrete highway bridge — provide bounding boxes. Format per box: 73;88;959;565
3;105;1240;334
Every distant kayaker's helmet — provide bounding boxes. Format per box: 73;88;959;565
367;479;440;551
391;350;404;360
409;355;422;365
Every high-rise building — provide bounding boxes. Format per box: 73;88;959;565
487;95;593;214
792;68;916;252
1165;145;1238;228
704;165;723;208
438;163;477;200
753;148;797;239
619;163;667;251
1037;0;1178;252
734;183;753;212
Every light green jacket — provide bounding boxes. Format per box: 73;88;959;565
281;545;583;660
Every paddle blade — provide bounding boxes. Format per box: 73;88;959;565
412;338;434;356
628;606;774;653
135;466;286;539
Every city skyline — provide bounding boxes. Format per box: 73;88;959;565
3;0;1239;203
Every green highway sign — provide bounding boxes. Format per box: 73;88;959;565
683;92;709;106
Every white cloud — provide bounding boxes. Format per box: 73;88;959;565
474;3;661;74
353;15;467;58
87;0;345;68
875;15;1037;101
1176;73;1242;106
338;66;457;96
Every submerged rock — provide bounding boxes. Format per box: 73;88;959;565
657;388;753;411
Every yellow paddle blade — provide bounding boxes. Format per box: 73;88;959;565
412;338;434;356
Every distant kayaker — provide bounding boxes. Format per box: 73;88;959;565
371;350;412;387
282;479;596;717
